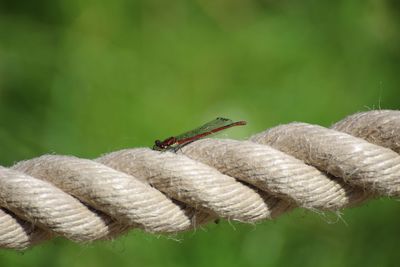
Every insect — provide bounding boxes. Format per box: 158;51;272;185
153;117;247;152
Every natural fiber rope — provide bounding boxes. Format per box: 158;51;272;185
1;110;399;250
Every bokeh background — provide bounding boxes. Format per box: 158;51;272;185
1;0;400;266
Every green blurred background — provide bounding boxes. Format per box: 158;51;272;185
1;0;400;266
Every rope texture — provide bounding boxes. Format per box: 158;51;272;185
1;110;399;250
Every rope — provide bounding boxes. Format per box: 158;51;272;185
1;110;399;250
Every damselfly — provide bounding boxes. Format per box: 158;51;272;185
153;117;247;152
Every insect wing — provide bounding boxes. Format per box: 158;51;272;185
173;117;234;141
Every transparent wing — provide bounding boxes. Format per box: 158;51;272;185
174;117;234;141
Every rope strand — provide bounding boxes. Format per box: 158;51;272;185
1;110;399;250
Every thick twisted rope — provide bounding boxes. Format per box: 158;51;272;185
1;110;399;250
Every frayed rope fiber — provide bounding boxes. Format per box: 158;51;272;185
1;110;400;250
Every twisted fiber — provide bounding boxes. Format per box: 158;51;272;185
0;110;399;250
